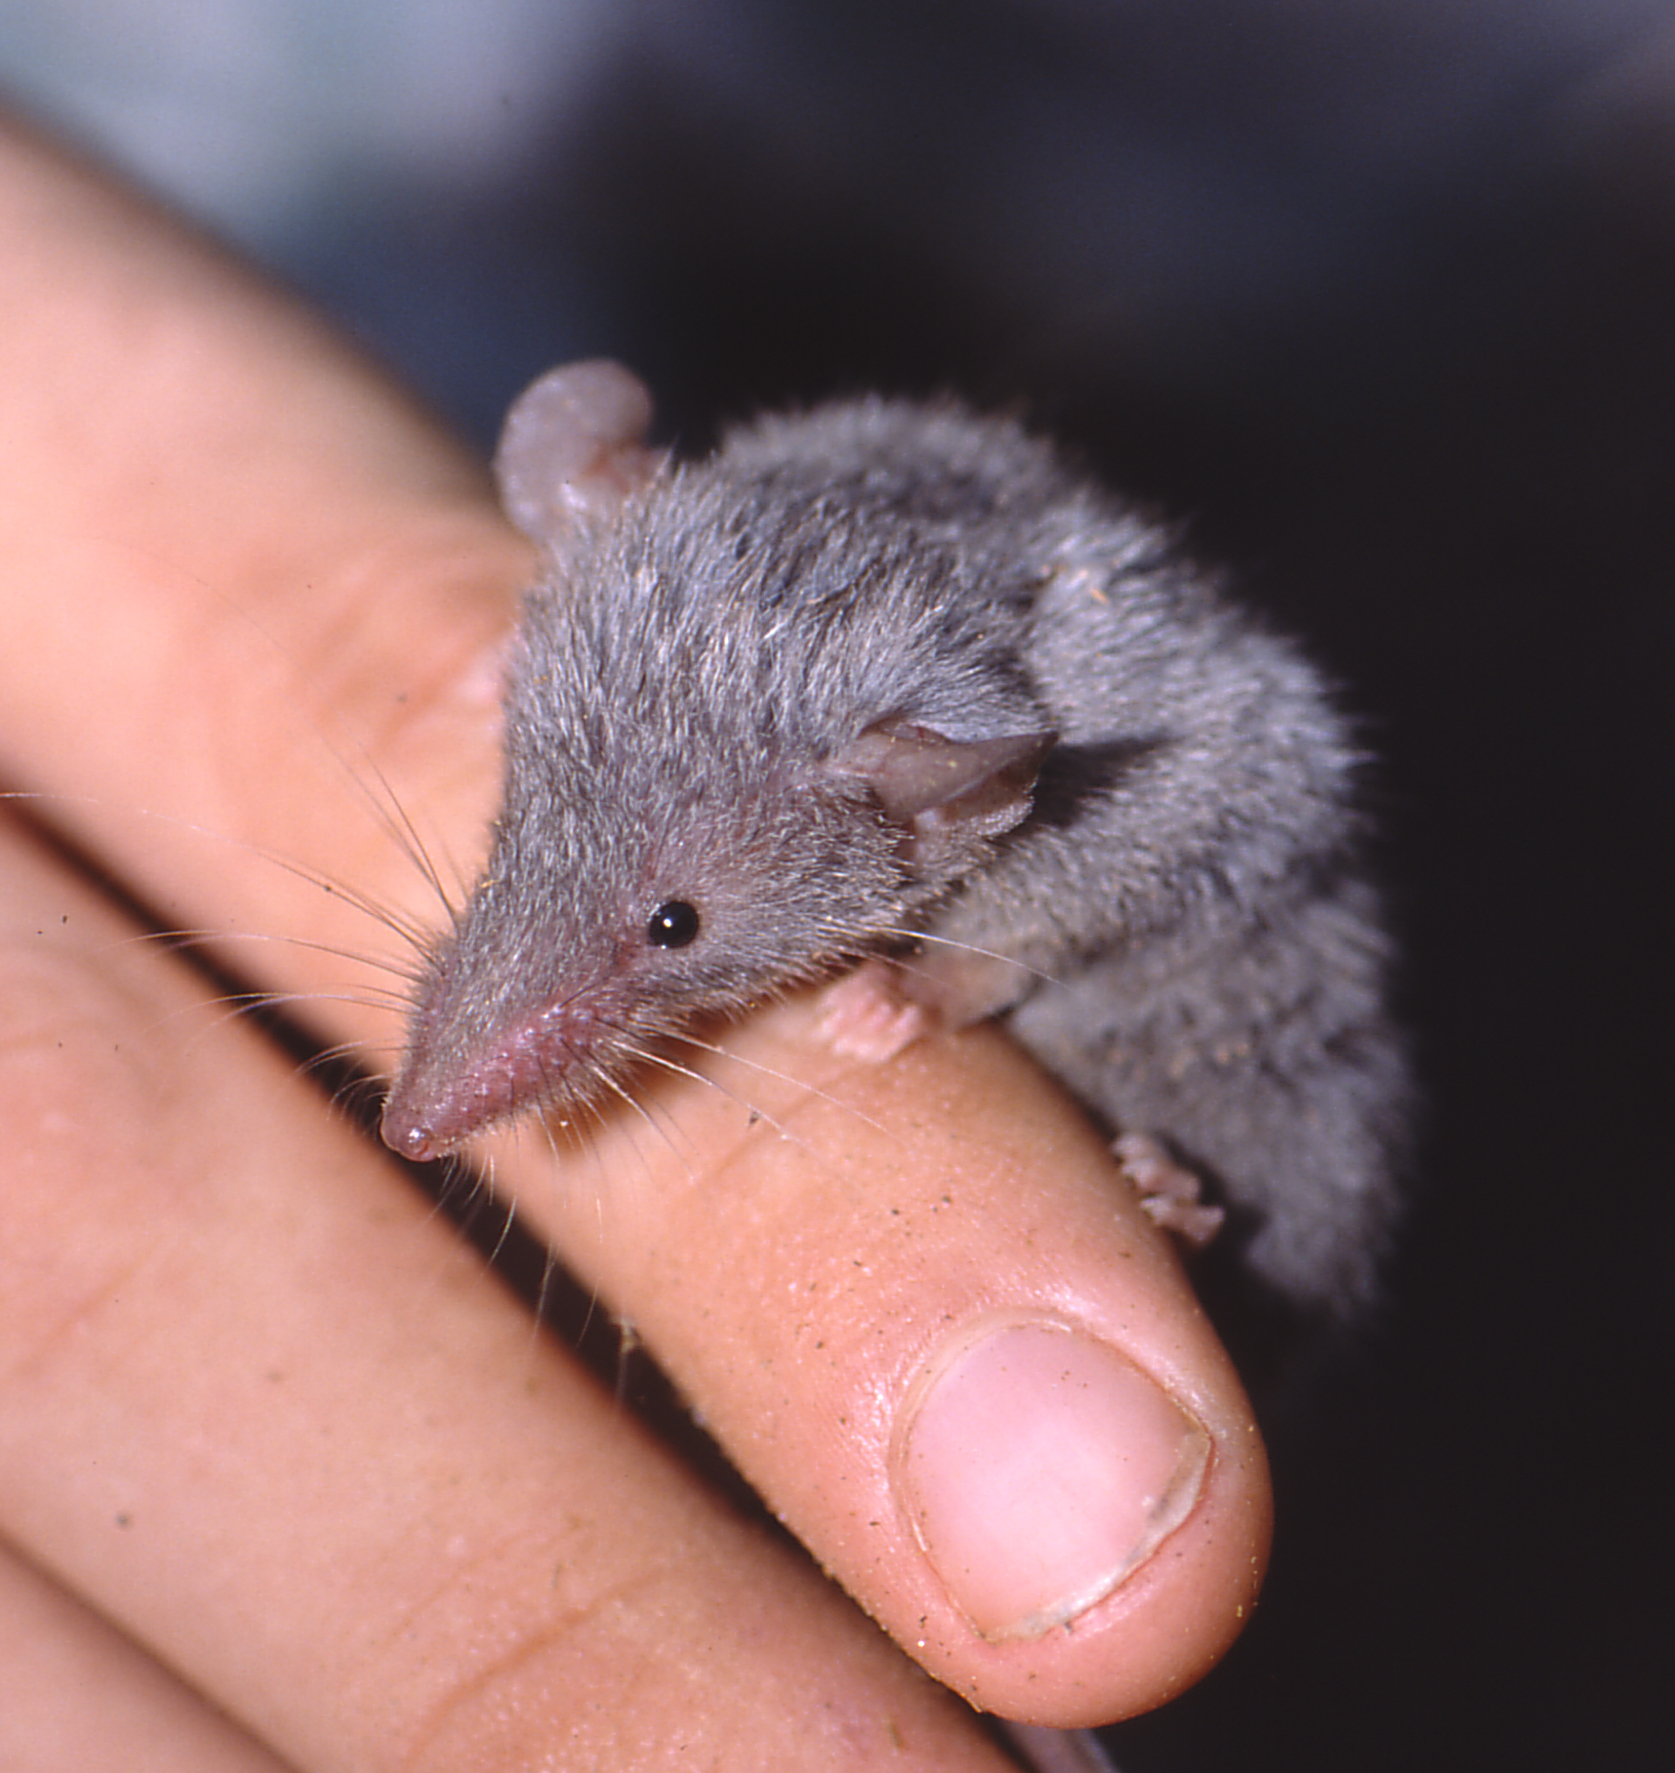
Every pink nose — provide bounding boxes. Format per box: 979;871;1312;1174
380;1000;602;1161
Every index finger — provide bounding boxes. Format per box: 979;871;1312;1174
0;116;1270;1726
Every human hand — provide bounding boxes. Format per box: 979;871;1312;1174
0;114;1268;1770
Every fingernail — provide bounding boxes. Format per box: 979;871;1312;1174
894;1317;1210;1641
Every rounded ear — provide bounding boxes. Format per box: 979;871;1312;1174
828;717;1057;856
493;360;664;545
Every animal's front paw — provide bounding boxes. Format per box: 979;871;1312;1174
1115;1132;1225;1248
817;961;933;1061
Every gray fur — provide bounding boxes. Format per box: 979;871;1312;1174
382;365;1409;1318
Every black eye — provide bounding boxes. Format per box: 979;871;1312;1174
646;900;701;948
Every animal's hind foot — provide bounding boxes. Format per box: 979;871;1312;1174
1115;1131;1225;1248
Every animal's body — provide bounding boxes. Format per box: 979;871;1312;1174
382;362;1409;1318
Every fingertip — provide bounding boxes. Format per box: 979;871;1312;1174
882;1293;1270;1727
892;1315;1214;1645
545;1002;1273;1729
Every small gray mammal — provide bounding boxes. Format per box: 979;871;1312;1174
382;361;1409;1318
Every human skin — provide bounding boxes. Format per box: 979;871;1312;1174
0;114;1269;1771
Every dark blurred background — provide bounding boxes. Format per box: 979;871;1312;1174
5;2;1669;1765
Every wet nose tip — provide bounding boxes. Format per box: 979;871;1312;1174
380;1099;441;1162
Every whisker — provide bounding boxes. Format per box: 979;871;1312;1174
662;1029;893;1142
614;1039;818;1155
827;919;1057;990
1;788;436;955
330;744;461;929
590;1058;700;1182
479;1185;524;1272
